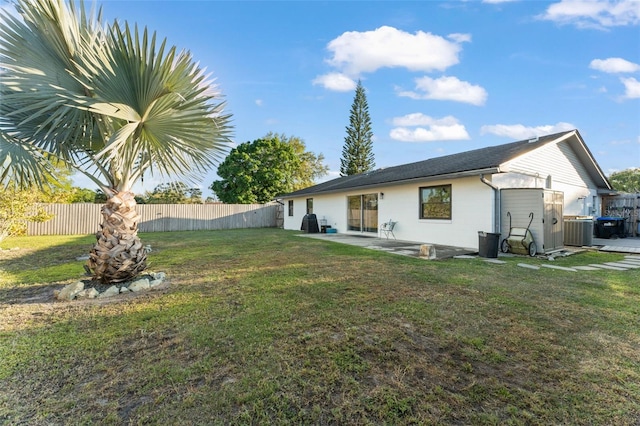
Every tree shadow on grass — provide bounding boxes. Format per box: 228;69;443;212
0;282;66;305
0;234;95;305
0;234;93;273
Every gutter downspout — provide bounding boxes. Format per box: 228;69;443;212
481;174;500;234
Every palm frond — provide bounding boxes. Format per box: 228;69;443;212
1;0;233;192
0;0;107;186
0;130;55;189
72;21;233;188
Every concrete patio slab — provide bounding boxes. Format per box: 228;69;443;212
297;233;640;262
297;233;476;260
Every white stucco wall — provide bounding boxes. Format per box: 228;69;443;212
283;176;495;250
283;193;350;233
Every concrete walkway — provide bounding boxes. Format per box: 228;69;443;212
298;233;640;261
592;237;640;254
298;233;476;260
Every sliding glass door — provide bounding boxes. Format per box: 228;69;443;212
347;193;378;233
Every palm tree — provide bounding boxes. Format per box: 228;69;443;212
0;0;233;283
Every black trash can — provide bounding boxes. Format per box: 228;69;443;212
478;231;500;258
595;217;626;239
301;214;320;233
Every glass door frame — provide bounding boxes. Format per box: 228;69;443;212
347;193;378;233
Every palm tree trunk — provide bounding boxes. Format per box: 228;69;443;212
87;191;147;283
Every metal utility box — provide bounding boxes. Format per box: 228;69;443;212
500;189;564;254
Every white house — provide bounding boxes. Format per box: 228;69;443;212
280;130;613;253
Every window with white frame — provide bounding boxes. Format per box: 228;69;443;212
419;185;452;220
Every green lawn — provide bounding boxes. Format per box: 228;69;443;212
1;229;639;425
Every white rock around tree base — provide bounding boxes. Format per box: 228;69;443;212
54;272;167;301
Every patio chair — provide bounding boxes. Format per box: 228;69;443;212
380;220;397;240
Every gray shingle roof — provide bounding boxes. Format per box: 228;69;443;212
282;130;576;198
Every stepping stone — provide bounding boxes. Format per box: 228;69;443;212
573;265;602;271
541;264;577;272
454;255;476;259
397;250;418;255
608;262;640;269
518;263;540;270
484;259;506;264
625;255;640;260
588;264;628;271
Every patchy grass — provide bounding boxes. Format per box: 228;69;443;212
1;229;639;425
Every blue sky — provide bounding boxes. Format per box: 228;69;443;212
62;1;640;194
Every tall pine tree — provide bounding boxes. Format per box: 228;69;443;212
340;80;375;176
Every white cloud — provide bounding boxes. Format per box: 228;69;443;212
447;33;472;43
483;0;518;3
391;113;459;127
255;99;263;106
590;57;640;73
312;72;357;92
390;114;470;142
540;0;640;29
324;26;464;76
397;76;488;106
480;122;576;139
621;77;640;98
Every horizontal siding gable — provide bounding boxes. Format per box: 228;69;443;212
503;140;596;188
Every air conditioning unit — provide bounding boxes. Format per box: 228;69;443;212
564;219;594;246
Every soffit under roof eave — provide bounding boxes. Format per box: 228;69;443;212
280;167;501;198
597;188;619;196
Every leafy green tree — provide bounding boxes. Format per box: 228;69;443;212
31;164;99;203
0;0;232;283
0;187;53;243
609;168;640;193
68;188;100;203
340;80;375;176
36;184;99;203
264;132;329;191
211;134;327;203
143;182;203;204
211;137;299;203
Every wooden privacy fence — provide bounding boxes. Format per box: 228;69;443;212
603;193;640;237
27;203;282;236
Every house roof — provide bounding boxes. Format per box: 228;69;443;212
281;129;612;198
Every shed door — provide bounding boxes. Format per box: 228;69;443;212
543;191;564;251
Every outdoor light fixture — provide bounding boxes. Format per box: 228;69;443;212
380;192;384;199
